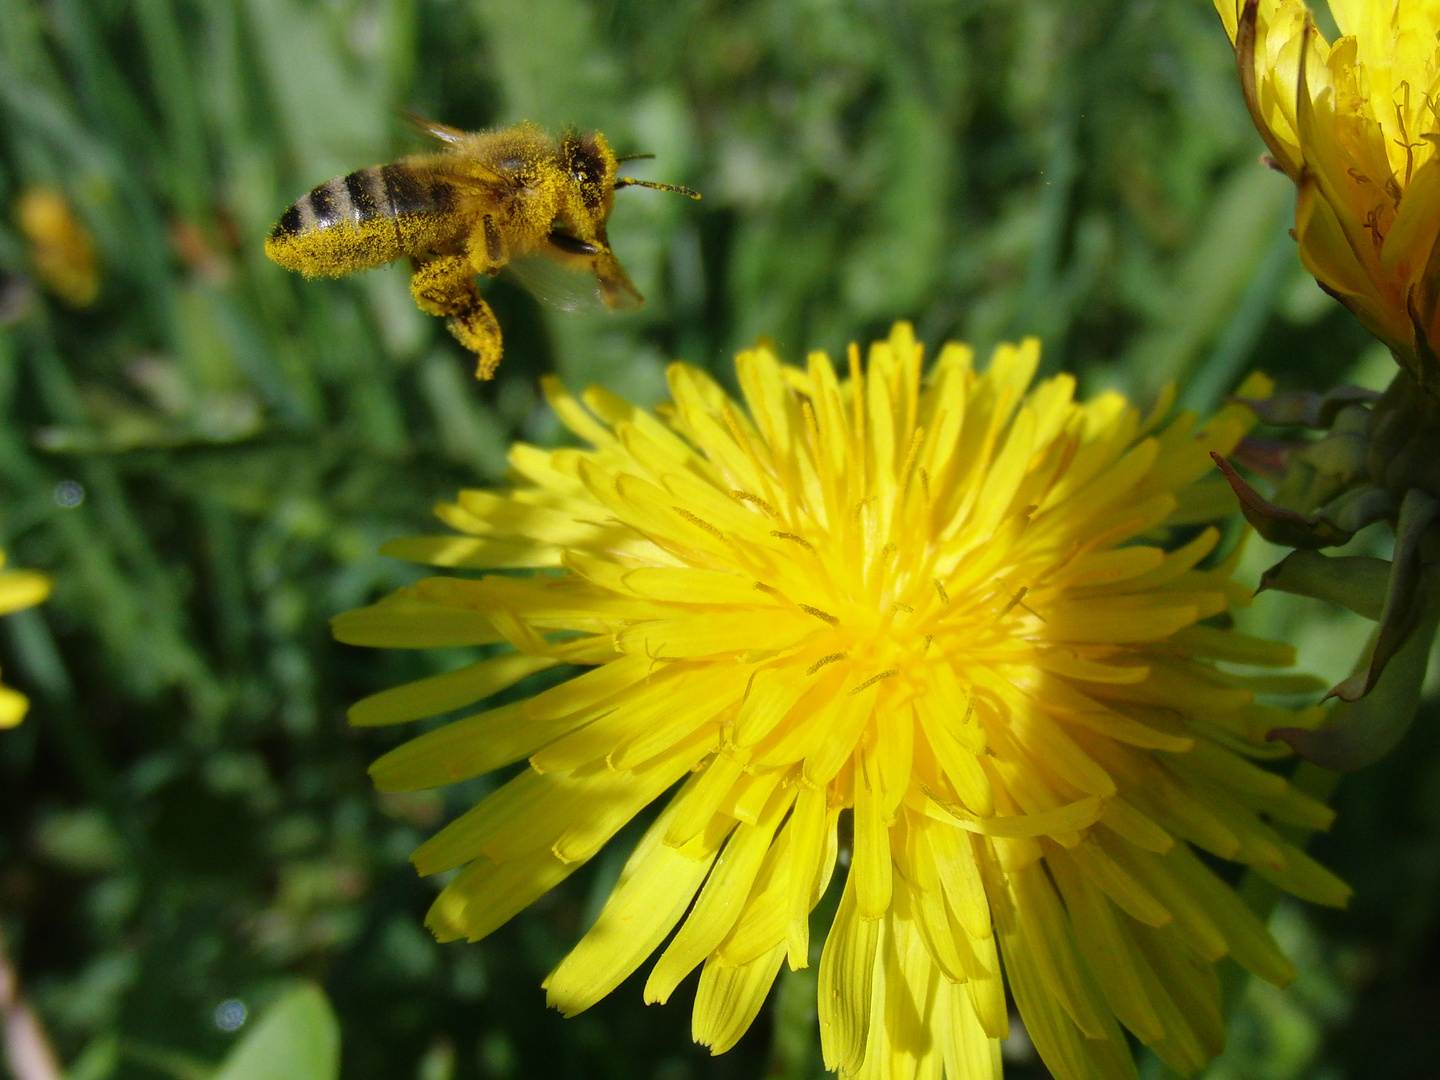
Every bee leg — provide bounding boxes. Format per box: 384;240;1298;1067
470;214;507;275
446;297;503;380
409;254;503;379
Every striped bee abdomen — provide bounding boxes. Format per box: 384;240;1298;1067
265;164;460;278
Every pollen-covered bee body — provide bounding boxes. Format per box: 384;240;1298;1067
264;159;465;278
265;121;697;379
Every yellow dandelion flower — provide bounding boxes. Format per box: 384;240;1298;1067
335;324;1348;1080
1215;0;1440;385
0;551;50;728
16;187;100;308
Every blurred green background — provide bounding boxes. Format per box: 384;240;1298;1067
0;0;1435;1078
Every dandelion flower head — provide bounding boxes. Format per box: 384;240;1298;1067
336;325;1349;1080
1216;0;1440;382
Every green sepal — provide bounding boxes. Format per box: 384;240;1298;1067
1257;549;1388;619
1405;273;1440;397
1324;489;1439;702
1368;366;1440;493
1211;452;1355;548
1237;385;1380;429
1267;567;1440;770
1315;483;1398;535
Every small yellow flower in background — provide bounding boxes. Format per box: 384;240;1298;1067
336;324;1348;1080
16;187;100;308
0;552;50;728
1215;0;1440;387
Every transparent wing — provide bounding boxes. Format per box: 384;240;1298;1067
404;112;468;147
592;249;644;311
502;253;609;314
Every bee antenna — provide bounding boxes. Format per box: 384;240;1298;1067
615;177;702;199
616;152;656;163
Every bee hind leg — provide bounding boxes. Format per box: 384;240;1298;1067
409;254;503;380
447;301;503;380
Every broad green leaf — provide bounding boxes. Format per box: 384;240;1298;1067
213;984;339;1080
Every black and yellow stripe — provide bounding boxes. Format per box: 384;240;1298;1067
266;164;458;277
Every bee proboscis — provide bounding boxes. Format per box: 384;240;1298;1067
265;119;698;379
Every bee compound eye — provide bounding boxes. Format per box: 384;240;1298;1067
568;149;604;187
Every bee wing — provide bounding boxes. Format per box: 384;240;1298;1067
422;154;510;190
404;112;468;147
503;253;610;314
592;250;644;311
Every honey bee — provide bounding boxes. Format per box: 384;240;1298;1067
265;120;698;379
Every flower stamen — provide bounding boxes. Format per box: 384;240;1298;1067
799;604;839;626
673;506;724;540
849;669;899;695
770;530;814;551
731;490;779;517
806;651;848;675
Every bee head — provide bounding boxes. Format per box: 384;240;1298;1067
560;131;618;217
